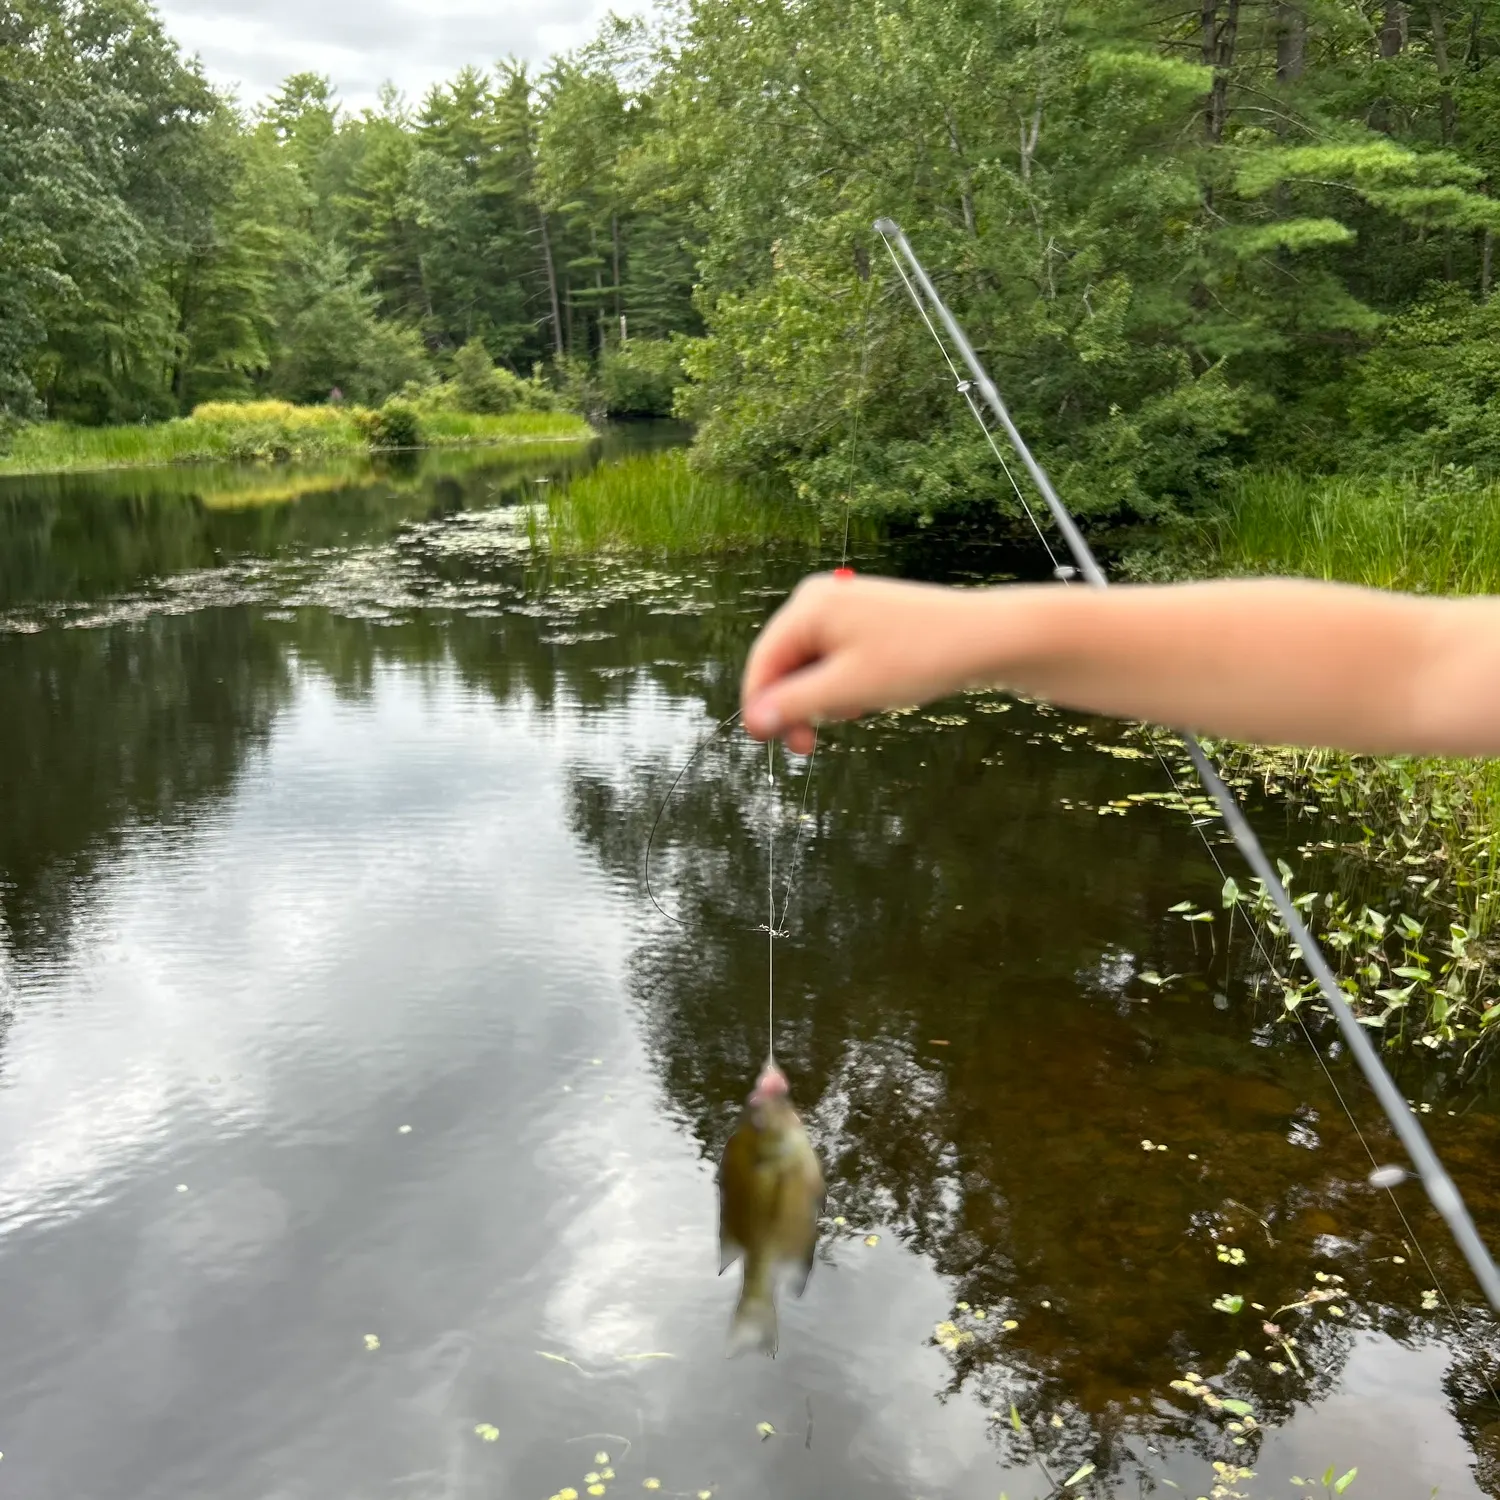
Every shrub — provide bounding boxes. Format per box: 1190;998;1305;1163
600;340;684;417
452;338;519;414
189;399;348;430
367;399;423;449
1344;287;1500;472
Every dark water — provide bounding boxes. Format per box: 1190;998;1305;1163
1;429;1499;1500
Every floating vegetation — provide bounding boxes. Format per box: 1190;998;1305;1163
1290;1465;1358;1498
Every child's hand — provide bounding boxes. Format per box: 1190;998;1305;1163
740;574;994;751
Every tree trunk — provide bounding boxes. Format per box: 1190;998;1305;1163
944;108;978;237
1201;0;1218;137
1019;96;1042;183
1431;6;1456;141
1372;5;1408;129
594;230;607;355
1381;4;1408;57
1202;0;1239;142
611;211;623;323
1276;4;1305;83
538;209;563;358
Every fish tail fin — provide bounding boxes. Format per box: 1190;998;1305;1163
727;1290;778;1358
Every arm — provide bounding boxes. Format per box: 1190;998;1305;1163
740;573;1500;757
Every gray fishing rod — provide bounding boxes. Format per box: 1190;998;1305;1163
874;215;1500;1315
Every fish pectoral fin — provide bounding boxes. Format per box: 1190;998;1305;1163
718;1234;745;1275
789;1241;816;1299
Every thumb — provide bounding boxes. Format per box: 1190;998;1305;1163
743;656;857;741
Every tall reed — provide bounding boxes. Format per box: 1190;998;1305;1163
1208;470;1500;595
531;448;821;554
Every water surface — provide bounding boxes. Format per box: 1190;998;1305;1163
1;431;1498;1500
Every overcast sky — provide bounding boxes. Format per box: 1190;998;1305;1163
157;0;653;113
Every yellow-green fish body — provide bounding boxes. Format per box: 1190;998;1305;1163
716;1060;825;1357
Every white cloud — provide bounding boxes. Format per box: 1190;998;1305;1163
157;0;655;113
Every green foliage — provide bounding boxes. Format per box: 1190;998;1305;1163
14;0;1500;517
600;340;683;416
368;399;423;449
530;448;822;553
1207;468;1500;595
1175;465;1500;1045
0;403;591;474
1343;289;1500;471
452;338;521;414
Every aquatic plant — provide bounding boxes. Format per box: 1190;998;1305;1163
1119;470;1500;1052
528;448;824;554
0;404;592;476
1205;469;1500;596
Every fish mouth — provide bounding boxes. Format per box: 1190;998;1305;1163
749;1063;790;1105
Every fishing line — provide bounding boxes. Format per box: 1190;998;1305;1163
881;230;1479;1336
840;279;877;572
647;277;877;1037
874;215;1500;1316
768;739;777;1062
877;236;1066;576
1143;737;1500;1407
643;705;745;930
885;223;1500;1398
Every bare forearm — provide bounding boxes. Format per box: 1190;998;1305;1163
741;572;1500;757
976;579;1500;755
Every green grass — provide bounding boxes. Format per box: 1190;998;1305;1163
530;448;822;554
1194;469;1500;1048
1206;469;1500;594
418;409;590;446
0;402;592;477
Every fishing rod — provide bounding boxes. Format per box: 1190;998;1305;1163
873;215;1500;1315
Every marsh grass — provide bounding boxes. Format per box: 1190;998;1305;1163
1194;469;1500;1045
1208;470;1500;594
531;448;822;554
0;403;591;477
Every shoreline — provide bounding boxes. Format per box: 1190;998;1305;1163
0;415;596;480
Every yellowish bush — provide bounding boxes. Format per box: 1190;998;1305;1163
188;400;364;431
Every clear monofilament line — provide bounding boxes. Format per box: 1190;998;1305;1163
873;213;1500;1316
767;737;776;1066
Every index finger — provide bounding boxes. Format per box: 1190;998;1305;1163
740;583;829;709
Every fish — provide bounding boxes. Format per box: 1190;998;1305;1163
716;1058;825;1357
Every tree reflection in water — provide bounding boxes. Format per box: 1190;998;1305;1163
1;462;1498;1492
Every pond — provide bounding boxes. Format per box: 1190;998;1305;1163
0;426;1497;1500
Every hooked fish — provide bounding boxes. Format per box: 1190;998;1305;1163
716;1058;825;1357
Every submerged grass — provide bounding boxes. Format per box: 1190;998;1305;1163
1191;469;1500;1051
530;448;823;554
0;403;591;477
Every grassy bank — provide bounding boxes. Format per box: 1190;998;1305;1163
1208;470;1500;594
0;401;592;477
1189;470;1500;1053
528;448;822;554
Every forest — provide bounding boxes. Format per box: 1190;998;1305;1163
5;0;1500;522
